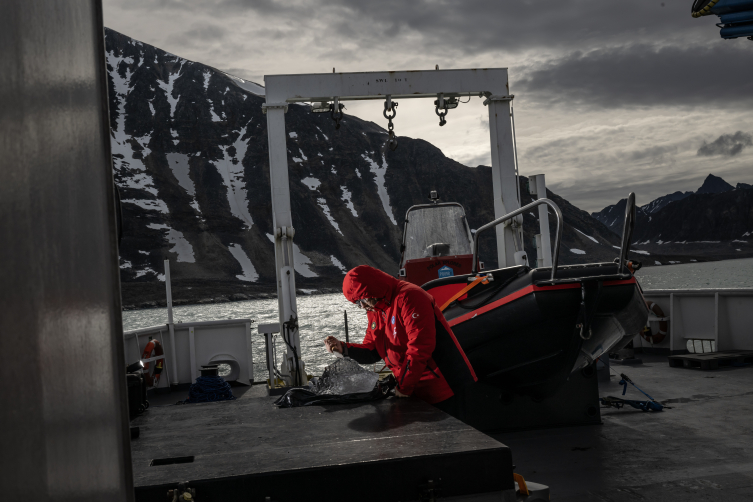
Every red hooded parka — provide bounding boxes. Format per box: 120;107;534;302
342;265;477;404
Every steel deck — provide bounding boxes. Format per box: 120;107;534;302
493;353;753;501
131;389;513;501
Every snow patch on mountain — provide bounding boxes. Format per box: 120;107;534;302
266;234;318;277
317;198;342;235
166;153;201;214
362;153;396;225
227;244;259;282
341;186;358;217
107;47;170;215
575;228;599;244
330;256;347;274
302;177;321;190
147;224;196;263
224;72;265;96
214;127;254;228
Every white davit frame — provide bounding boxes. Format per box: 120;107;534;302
263;68;527;380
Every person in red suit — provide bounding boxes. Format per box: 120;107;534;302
325;265;477;415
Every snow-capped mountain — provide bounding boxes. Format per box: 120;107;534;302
591;174;753;262
106;28;660;307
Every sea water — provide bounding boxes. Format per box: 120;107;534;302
634;257;753;290
123;291;369;372
122;258;753;373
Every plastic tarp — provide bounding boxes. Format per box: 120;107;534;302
274;358;395;408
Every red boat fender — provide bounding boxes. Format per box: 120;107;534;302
642;301;667;344
141;338;165;387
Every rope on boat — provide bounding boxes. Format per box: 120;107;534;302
692;0;721;18
183;376;236;403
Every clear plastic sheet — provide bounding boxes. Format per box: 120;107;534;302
273;359;395;408
310;357;379;395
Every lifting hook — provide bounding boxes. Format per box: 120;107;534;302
331;97;344;130
383;95;398;151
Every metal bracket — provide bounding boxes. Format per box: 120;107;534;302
262;102;289;114
482;94;514;106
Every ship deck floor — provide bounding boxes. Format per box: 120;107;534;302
131;385;513;502
492;353;753;501
133;354;753;501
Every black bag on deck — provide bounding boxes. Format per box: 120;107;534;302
127;372;148;420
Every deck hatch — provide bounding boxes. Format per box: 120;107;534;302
150;456;195;467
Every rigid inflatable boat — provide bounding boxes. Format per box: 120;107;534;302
400;193;649;398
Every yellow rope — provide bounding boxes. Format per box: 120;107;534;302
439;275;488;312
692;0;721;18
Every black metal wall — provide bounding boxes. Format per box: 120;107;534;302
0;1;133;500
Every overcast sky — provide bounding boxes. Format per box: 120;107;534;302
103;0;753;212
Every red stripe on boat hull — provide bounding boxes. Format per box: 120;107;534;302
447;277;636;327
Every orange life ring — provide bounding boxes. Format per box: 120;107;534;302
641;301;667;344
141;338;165;387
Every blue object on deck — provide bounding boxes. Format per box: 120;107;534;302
600;396;664;412
184;375;236;403
616;372;665;411
693;0;753;39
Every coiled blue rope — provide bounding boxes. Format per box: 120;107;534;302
183;376;236;403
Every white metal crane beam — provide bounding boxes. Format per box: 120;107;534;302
265;68;510;104
263;68;526;385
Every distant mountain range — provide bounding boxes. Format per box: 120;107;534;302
592;174;753;263
105;29;749;308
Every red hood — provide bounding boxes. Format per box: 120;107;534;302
343;265;400;303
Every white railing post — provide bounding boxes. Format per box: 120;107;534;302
188;325;197;383
714;292;719;350
529;174;553;268
245;322;254;383
165;259;179;386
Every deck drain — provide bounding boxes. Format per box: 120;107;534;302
150;456;195;467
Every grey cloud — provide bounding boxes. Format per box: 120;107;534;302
515;44;753;110
165;22;228;46
460;151;491;168
697;131;753;157
108;1;716;57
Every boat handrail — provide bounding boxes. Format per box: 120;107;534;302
618;192;637;275
471;198;563;281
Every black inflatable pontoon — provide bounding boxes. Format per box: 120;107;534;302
423;194;649;398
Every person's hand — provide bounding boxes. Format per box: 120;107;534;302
324;336;342;354
394;388;410;398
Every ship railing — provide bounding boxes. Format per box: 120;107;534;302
637;288;753;354
123;318;255;390
471;198;563;281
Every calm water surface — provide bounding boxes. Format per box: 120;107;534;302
122;258;753;371
635;257;753;290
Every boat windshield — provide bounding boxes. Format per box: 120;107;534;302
403;205;472;262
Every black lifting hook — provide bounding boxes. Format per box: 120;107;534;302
331;102;345;130
383;97;398;151
435;103;447;126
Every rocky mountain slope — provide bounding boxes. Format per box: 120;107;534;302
105;28;669;308
592;174;753;262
